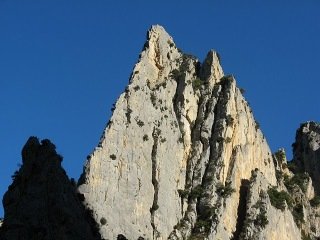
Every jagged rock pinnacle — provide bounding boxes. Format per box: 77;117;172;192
77;25;284;240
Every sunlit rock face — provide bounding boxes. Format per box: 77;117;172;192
78;25;286;240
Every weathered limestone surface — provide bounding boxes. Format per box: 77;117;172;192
78;25;279;240
240;170;301;240
0;137;101;240
290;122;320;239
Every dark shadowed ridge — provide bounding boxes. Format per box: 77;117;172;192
0;137;102;240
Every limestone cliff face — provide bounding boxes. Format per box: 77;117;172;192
0;137;101;240
77;25;280;240
240;170;301;240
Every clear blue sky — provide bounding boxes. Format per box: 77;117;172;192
1;1;319;217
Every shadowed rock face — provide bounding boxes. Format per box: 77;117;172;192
0;137;101;240
293;122;320;194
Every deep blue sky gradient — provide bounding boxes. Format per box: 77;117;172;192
1;1;319;217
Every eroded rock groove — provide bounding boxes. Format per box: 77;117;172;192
232;179;250;240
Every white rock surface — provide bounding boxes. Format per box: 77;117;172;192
78;25;310;240
241;170;301;240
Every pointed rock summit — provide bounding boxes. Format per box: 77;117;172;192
77;25;298;240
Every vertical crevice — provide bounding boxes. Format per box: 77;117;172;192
197;80;229;208
232;179;250;240
169;67;227;239
226;147;239;181
150;127;160;239
171;56;192;141
172;72;186;138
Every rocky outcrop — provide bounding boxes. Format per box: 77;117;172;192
1;25;320;240
287;122;320;239
0;137;101;240
240;169;301;240
255;122;320;240
78;25;278;240
292;122;320;194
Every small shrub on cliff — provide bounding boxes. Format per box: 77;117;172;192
192;78;204;91
239;88;246;94
11;170;20;181
275;149;286;162
143;134;149;141
216;182;235;198
255;121;260;130
310;196;320;207
100;217;107;225
150;93;157;107
125;108;132;123
136;119;145;127
177;189;189;198
194;219;211;232
275;170;283;182
150;204;159;212
267;187;292;211
252;196;269;228
292;204;304;227
287;161;298;172
254;208;269;228
220;75;233;84
226;114;234;126
160;137;166;143
284;172;309;193
133;85;140;91
190;185;204;199
170;69;181;80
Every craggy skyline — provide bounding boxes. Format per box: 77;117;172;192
1;1;319;216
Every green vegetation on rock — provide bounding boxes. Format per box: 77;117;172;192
267;187;292;211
